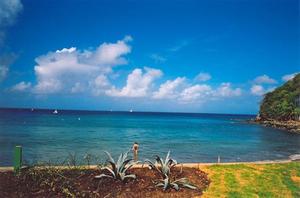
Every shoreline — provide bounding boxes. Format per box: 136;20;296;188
0;159;297;172
249;119;300;133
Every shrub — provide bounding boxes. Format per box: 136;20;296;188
156;174;197;191
145;151;197;191
94;151;138;181
144;151;177;178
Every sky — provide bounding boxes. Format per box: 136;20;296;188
0;0;299;114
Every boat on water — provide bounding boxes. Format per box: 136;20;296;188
53;110;58;114
129;109;133;113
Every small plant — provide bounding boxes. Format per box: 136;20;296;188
94;151;138;181
146;151;198;192
144;151;177;178
155;174;197;191
84;153;92;167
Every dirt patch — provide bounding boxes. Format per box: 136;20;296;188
291;170;300;186
0;167;210;198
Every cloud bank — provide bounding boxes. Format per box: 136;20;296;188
11;36;245;106
33;36;132;94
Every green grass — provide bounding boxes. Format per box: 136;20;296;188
201;162;300;198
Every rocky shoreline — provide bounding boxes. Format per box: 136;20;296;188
249;119;300;133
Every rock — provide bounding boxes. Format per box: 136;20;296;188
289;154;300;161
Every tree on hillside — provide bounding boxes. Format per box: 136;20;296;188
259;73;300;121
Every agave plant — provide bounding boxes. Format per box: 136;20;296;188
94;151;138;181
144;151;177;178
156;174;197;191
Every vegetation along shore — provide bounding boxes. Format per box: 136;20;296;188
253;73;300;133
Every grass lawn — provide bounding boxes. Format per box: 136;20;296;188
201;162;300;198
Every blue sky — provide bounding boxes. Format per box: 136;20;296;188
0;0;299;114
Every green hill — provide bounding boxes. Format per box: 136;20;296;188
259;73;300;121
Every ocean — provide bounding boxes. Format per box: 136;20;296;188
0;108;299;166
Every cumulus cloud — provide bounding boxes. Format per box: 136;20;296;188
106;67;162;97
282;72;299;82
0;53;16;82
12;35;244;107
91;74;111;95
11;81;31;92
254;74;277;84
169;40;189;52
251;85;265;96
0;0;23;44
153;77;186;99
180;84;212;102
195;72;211;82
151;77;242;103
214;83;242;97
150;54;166;63
33;36;132;94
71;82;84;93
0;64;8;82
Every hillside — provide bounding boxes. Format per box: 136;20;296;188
259;73;300;121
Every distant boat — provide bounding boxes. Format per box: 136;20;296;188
129;109;133;113
53;110;58;114
31;108;34;112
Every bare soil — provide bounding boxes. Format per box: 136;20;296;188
0;167;210;198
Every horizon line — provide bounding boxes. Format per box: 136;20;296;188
0;106;256;116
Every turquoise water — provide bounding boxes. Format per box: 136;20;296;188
0;108;300;166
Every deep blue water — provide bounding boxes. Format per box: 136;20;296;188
0;108;300;166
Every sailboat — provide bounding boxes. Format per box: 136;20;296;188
53;109;58;114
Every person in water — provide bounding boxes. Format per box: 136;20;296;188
132;142;139;161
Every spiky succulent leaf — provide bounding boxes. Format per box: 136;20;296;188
98;151;137;182
94;174;113;179
173;177;197;190
165;151;170;164
163;176;169;191
104;151;115;164
181;183;197;190
123;174;136;179
101;167;116;178
171;183;179;191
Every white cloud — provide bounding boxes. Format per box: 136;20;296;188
0;54;17;82
33;36;132;94
13;35;245;108
254;75;277;84
153;77;186;99
106;67;162;97
34;79;62;94
195;72;211;82
179;84;212;102
11;81;31;92
282;72;299;82
94;74;110;88
152;77;242;103
251;85;265;96
214;83;242;97
0;0;22;25
91;74;111;95
169;40;189;52
0;65;8;82
150;54;166;63
0;0;22;44
71;82;84;93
